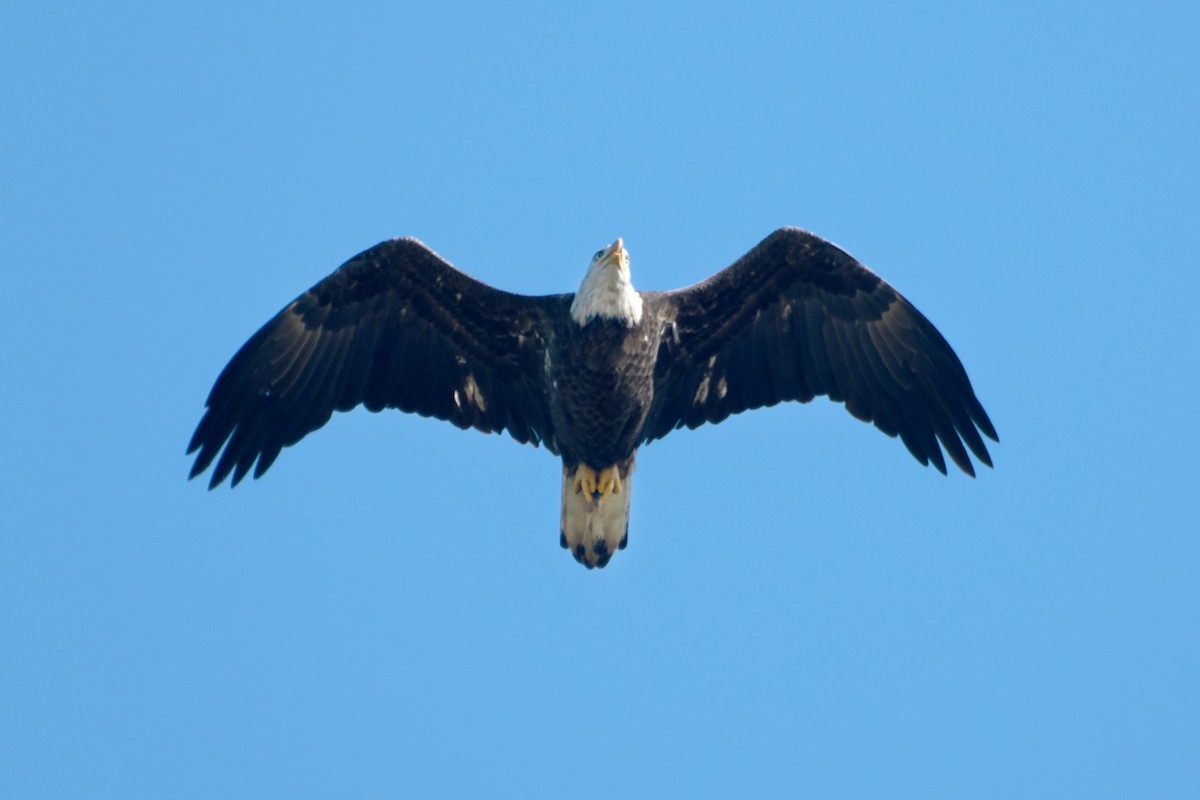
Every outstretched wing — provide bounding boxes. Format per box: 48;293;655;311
641;227;997;475
188;238;568;488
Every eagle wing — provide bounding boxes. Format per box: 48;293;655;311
641;227;997;475
188;238;568;488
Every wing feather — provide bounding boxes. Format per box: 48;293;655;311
189;237;567;488
642;227;997;475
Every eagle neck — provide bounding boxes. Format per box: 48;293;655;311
570;263;643;327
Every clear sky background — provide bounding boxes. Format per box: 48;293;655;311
3;1;1197;797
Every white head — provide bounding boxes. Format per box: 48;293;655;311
569;237;644;326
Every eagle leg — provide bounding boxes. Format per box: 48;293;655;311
571;463;623;503
596;464;622;499
572;464;599;500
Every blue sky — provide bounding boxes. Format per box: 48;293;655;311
3;1;1197;796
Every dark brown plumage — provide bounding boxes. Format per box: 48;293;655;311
640;228;996;475
189;227;996;567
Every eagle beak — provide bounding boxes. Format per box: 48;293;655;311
611;238;628;268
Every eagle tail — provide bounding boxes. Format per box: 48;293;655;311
560;456;635;569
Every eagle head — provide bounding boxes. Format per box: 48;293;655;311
570;237;643;326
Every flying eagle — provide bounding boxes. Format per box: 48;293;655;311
188;228;997;568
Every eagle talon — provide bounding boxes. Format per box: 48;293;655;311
572;464;598;498
596;465;622;498
572;463;622;503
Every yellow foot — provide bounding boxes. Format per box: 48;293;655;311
572;464;598;498
572;464;622;502
596;464;622;498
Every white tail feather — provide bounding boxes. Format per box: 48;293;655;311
560;459;634;569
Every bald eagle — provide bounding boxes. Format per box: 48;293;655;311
188;228;997;568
